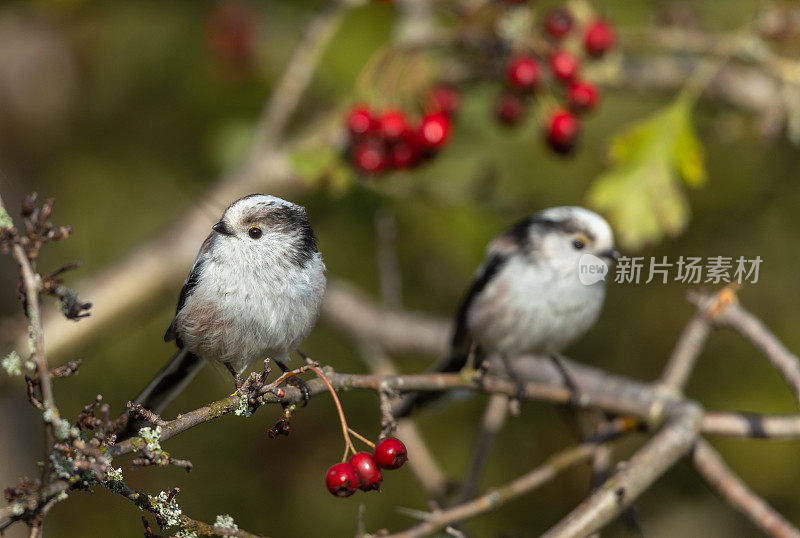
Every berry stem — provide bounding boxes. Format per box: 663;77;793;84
306;363;356;461
348;427;376;449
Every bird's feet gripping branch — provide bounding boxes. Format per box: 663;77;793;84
226;358;318;437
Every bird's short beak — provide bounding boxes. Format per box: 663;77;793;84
212;221;234;236
600;249;620;261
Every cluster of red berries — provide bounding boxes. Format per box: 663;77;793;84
346;4;616;165
344;85;459;175
496;8;615;153
325;438;408;497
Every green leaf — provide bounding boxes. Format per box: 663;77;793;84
673;108;707;187
0;207;12;229
587;98;706;250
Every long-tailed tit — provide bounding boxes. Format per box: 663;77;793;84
133;194;327;414
396;206;618;416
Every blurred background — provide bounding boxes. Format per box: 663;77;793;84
1;0;800;536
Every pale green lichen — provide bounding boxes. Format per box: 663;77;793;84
214;514;238;537
153;490;182;527
42;406;73;442
0;207;12;229
50;451;76;480
27;315;38;355
233;396;252;417
2;351;23;376
11;503;24;516
105;467;123;482
138;426;162;452
174;531;198;538
53;491;69;503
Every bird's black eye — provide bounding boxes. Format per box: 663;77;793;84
248;226;263;239
572;239;585;250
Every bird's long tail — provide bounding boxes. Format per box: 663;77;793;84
133;348;205;414
117;348;204;441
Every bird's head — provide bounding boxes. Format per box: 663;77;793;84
493;206;618;276
211;194;318;266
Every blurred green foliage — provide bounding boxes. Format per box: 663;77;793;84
1;1;799;537
588;97;706;249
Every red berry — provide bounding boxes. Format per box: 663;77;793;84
349;452;382;491
373;438;408;469
326;463;358;498
205;0;258;79
506;56;540;92
584;19;615;57
546;110;580;153
544;8;573;39
378;110;408;141
418;112;450;149
351;141;387;174
550;50;579;82
430;85;461;117
389;129;420;169
568;80;600;113
495;93;526;126
346;105;376;139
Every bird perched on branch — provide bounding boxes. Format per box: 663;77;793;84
133;194;327;414
395;206;618;417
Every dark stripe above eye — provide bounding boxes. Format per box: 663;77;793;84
242;205;318;267
530;215;596;242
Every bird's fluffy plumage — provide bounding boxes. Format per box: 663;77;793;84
136;194;326;413
462;206;614;357
397;206;616;416
174;194;326;372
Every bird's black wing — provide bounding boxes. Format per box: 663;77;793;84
449;252;508;362
163;232;213;346
394;253;508;417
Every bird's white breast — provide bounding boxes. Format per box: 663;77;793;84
467;256;604;356
176;236;326;373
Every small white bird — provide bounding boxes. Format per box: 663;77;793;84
134;194;327;413
397;206;617;416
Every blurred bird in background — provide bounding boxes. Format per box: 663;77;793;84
396;206;618;416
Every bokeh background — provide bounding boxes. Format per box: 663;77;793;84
1;0;800;536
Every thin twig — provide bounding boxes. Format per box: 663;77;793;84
540;403;703;538
385;420;636;538
457;393;509;503
358;341;449;502
693;439;800;538
375;206;404;310
248;0;366;151
702;411;800;439
0;193;58;492
659;312;712;392
102;480;264;538
689;291;800;407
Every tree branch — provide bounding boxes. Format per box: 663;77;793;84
540;402;703;538
689;291;800;407
248;0;366;151
702;411;800;439
385;442;601;538
457;393;509;503
693;439;800;538
659;311;712;392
